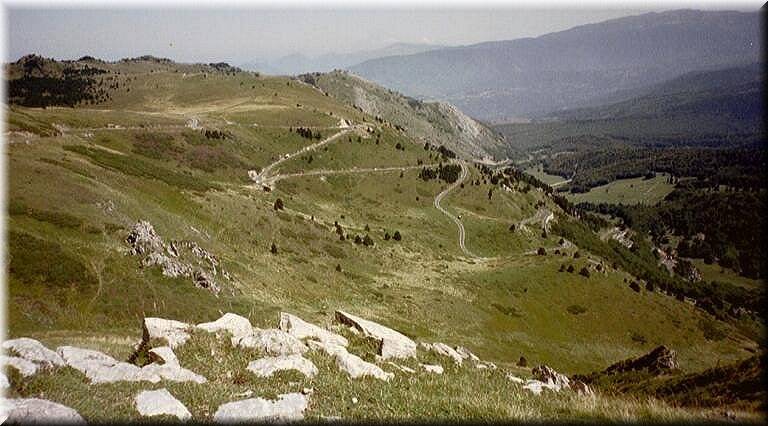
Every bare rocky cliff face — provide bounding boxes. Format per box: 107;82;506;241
299;71;506;160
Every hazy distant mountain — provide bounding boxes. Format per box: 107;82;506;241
541;62;763;124
349;10;761;123
241;42;444;75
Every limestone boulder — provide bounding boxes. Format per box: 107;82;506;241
455;346;480;362
0;398;85;424
0;355;39;377
422;342;463;365
420;363;444;374
532;365;570;390
334;351;393;381
57;346;160;384
143;318;192;349
334;311;416;359
197;313;254;341
2;338;65;368
234;329;308;356
247;355;318;378
279;312;348;347
604;345;679;374
135;388;192;421
213;393;309;423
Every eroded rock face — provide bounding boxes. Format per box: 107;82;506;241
604;345;679;374
198;313;254;341
334;311;416;359
234;329;308;356
126;221;222;293
306;339;347;357
247;355;318;378
126;221;164;256
135;388;192;421
279;312;348;347
0;398;85;424
143;317;192;349
213;393;309;423
522;379;559;395
532;365;570;390
2;338;65;368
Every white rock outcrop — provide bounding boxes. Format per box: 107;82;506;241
135;388;192;421
143;317;192;348
142;346;207;384
234;329;308;356
2;338;65;368
335;351;394;381
0;355;39;377
213;393;309;423
247;355;318;378
0;398;85;424
279;312;348;347
455;346;480;362
532;365;570;390
0;373;9;389
57;346;160;384
334;311;416;359
420;363;444;374
197;313;254;341
421;342;463;365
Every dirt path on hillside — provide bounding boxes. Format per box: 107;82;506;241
250;128;353;187
433;161;482;259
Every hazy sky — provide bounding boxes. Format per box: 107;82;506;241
5;4;760;64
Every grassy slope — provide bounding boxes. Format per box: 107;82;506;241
4;60;762;420
566;174;676;206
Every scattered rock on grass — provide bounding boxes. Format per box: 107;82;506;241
279;312;348;347
420;363;444;374
213;393;309;423
571;380;594;396
247;355;318;378
135;388;192;421
421;342;463;365
234;329;308;356
57;346;160;384
143;317;192;349
142;346;207;384
2;338;65;368
532;365;570;390
335;351;394;381
334;311;416;359
197;313;254;341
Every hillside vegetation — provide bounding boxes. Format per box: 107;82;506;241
3;54;764;422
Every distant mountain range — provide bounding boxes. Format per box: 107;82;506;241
348;10;761;123
540;62;763;124
241;42;444;76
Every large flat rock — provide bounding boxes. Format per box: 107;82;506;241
335;351;393;381
57;346;160;384
334;311;416;359
0;398;85;424
279;312;348;347
234;329;308;356
213;393;309;423
135;388;192;421
143;318;191;348
248;354;318;378
197;313;254;341
2;338;65;368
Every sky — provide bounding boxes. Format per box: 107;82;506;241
5;2;762;65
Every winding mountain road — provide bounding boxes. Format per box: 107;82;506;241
433;161;479;259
